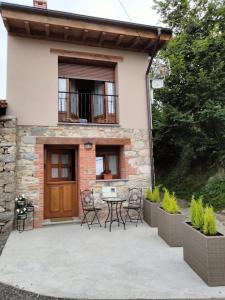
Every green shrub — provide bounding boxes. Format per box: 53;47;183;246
197;177;225;211
190;195;204;230
145;186;160;203
203;206;217;236
162;188;180;214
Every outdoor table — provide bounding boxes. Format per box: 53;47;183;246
102;197;126;232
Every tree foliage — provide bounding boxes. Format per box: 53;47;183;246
153;0;225;202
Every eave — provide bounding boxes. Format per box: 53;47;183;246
0;2;172;54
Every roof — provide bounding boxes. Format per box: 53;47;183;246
0;2;172;54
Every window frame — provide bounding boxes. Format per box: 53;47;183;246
96;146;120;180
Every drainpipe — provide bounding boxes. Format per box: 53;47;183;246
145;27;161;189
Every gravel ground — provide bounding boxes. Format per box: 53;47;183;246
0;282;78;300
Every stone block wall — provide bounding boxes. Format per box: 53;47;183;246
16;124;151;227
0;115;17;233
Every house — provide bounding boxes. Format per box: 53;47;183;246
0;0;172;228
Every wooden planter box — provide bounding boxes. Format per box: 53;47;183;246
157;207;185;247
143;199;159;227
183;222;225;286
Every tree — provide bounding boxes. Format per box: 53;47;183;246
153;0;225;199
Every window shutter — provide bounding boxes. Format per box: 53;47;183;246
59;63;114;82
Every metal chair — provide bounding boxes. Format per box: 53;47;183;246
80;189;102;229
123;188;143;226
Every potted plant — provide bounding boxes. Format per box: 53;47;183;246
16;207;27;220
183;196;225;286
15;194;27;208
143;186;160;227
103;169;113;180
157;188;185;247
26;202;34;212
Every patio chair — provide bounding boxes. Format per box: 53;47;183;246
123;188;143;227
80;189;102;229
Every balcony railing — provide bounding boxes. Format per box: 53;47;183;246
58;92;118;124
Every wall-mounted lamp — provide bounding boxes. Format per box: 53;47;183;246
84;141;93;150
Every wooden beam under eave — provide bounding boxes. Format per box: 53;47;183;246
116;34;124;46
63;26;70;40
44;23;50;37
130;36;140;48
24;21;30;36
98;31;106;45
144;39;155;50
2;17;10;32
81;29;89;42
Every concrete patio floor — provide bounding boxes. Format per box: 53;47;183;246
0;222;225;299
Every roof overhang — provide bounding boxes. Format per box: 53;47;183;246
0;2;172;54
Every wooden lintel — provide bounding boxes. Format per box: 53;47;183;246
36;137;131;145
24;21;30;35
3;17;10;32
98;31;106;45
64;26;69;40
81;29;89;42
45;23;50;37
50;48;124;62
116;34;124;46
130;36;140;48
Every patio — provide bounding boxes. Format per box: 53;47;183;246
0;222;225;299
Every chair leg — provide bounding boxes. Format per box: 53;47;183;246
95;211;101;227
81;211;91;230
124;209;129;223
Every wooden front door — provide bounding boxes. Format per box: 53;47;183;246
44;148;78;219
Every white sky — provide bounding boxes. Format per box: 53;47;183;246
0;0;161;99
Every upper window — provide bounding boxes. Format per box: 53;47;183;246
96;146;121;179
58;60;118;124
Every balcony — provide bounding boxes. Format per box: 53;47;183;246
58;91;118;124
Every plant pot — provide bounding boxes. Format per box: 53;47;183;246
16;199;26;207
26;206;34;212
183;222;225;286
103;173;113;180
157;207;185;247
143;199;159;227
17;213;27;220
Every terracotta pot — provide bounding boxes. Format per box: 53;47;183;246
157;207;185;247
143;199;159;227
103;173;113;180
183;222;225;286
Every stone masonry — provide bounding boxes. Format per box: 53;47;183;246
0;115;16;234
16;124;151;227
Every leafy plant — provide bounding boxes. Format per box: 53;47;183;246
162;187;180;214
197;177;225;210
190;196;204;230
146;186;160;203
203;206;217;236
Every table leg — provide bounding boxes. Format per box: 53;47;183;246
105;202;110;228
109;202;113;232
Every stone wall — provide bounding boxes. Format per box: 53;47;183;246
16;124;151;226
0;115;16;234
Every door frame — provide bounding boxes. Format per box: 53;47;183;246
44;145;78;219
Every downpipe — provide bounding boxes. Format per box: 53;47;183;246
145;27;161;189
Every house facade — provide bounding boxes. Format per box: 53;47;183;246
0;1;172;228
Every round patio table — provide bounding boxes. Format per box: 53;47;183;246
102;198;126;232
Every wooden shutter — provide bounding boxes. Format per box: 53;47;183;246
59;63;114;81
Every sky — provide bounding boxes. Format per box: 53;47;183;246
0;0;161;99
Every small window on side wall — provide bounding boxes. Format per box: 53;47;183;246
96;146;121;180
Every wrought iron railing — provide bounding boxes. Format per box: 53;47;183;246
58;91;118;124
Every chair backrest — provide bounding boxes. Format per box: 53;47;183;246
80;189;95;209
128;188;142;207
